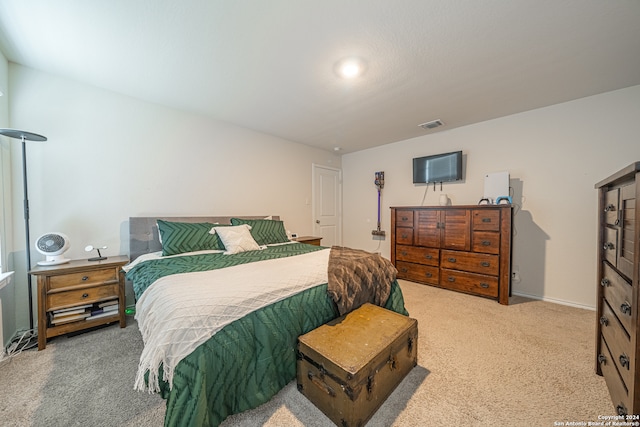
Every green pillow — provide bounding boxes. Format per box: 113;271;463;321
230;218;289;246
157;220;227;256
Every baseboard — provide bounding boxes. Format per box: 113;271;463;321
512;291;596;311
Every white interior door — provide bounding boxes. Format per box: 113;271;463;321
312;164;342;247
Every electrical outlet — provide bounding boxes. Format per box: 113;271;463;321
511;271;521;283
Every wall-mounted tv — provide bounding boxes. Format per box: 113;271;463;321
412;150;463;184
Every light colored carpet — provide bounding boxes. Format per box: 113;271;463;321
0;280;613;426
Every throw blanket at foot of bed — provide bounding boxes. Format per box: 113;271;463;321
327;246;398;315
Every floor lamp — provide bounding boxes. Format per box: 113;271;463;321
0;128;47;333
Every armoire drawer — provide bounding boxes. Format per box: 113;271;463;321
601;263;633;334
598;336;631;416
440;250;499;276
472;209;500;231
600;300;634;389
395;210;414;227
439;269;498;298
396;245;439;266
396;261;439;285
396;228;414;245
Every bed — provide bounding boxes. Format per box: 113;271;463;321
125;215;409;427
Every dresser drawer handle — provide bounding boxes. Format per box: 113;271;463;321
401;216;409;221
424;254;432;260
481;218;491;223
401;234;409;239
597;354;607;365
447;277;455;282
603;242;615;250
480;283;489;289
600;278;610;287
616;404;627;416
599;316;608;326
400;268;408;273
619;354;630;369
604;204;616;212
400;251;407;256
82;293;89;298
620;302;632;316
425;272;432;278
82;276;89;281
448;257;456;263
480;261;490;267
481;240;491;246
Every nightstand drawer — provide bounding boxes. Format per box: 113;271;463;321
47;284;120;312
49;268;118;290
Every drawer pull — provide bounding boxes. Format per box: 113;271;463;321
425;272;432;278
82;276;89;281
619;354;630;369
620;302;632;316
401;251;407;256
424;254;432;260
599;316;609;326
481;218;491;223
402;234;409;239
604;204;616;212
401;216;408;221
616;404;627;416
480;283;490;289
400;268;408;273
597;354;607;365
82;293;89;298
480;261;490;267
603;242;614;250
600;278;610;287
448;257;457;263
481;240;491;246
447;277;455;282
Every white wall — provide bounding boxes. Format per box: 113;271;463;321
6;64;341;330
342;85;640;309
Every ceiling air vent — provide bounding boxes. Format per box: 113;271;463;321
418;119;444;130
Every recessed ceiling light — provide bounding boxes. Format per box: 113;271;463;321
334;57;366;79
333;146;342;152
418;119;444;130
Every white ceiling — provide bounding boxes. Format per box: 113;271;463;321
0;0;639;154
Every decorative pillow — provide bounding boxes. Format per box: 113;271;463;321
157;220;227;256
230;218;289;245
211;224;261;254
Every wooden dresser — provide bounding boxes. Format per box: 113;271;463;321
595;162;640;415
390;205;512;305
30;255;129;350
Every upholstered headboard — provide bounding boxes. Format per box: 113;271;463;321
129;215;280;262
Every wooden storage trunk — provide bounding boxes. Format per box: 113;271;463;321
297;303;418;427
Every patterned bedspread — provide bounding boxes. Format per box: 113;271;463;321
126;243;409;427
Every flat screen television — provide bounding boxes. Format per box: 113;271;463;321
412;150;463;184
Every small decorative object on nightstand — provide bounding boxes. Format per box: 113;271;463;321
29;255;129;350
293;236;323;246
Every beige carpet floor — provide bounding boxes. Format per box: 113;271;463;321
0;280;614;426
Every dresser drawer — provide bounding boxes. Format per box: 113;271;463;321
598;336;631;416
472;209;500;231
395;210;414;227
396;228;414;245
603;227;618;267
440;269;498;298
604;189;619;226
396;245;439;266
47;283;120;312
396;261;439;285
48;268;118;291
600;300;634;389
472;231;500;254
440;250;499;276
601;263;633;334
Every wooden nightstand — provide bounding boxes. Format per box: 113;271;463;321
29;255;129;350
293;236;323;246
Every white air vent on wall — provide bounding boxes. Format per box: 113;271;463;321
418;119;444;130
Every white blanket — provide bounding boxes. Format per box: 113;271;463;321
134;248;331;393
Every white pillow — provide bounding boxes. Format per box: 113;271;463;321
210;224;261;254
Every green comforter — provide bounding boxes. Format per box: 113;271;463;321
126;244;408;427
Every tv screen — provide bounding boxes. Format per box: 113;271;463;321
413;151;462;184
